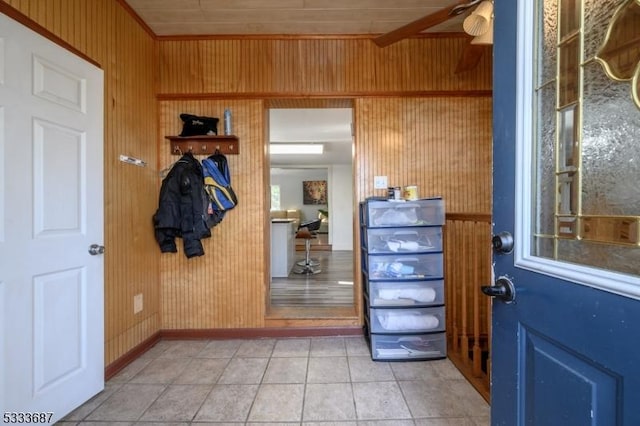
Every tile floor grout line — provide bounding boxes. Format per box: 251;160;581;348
132;341;193;423
186;346;219;424
396;369;418;422
135;381;171;423
238;339;274;423
344;350;359;422
299;345;310;423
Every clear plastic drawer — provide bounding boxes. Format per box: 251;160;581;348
369;306;445;334
367;279;444;307
362;226;442;254
370;332;447;360
362;252;443;280
360;198;444;228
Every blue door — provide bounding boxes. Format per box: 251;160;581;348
489;0;640;424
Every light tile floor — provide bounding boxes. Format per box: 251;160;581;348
58;335;490;425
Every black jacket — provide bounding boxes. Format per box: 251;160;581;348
153;153;211;258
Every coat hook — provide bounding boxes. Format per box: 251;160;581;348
173;145;183;155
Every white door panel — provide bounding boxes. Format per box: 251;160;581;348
33;118;85;237
0;11;103;423
32;55;87;113
33;268;85;394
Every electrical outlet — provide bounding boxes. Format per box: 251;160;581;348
134;294;143;314
373;175;388;189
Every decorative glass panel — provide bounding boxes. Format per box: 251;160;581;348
532;0;640;277
558;239;640;276
534;83;557;236
560;0;581;39
557;216;578;238
582;61;640;217
593;0;640;110
558;105;578;170
558;37;580;107
584;0;619;58
534;236;555;258
557;174;577;215
595;0;640;81
540;0;559;83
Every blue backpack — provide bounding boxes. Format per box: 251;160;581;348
201;152;238;227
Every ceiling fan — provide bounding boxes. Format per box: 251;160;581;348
372;0;493;74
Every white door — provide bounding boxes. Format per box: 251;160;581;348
0;12;104;423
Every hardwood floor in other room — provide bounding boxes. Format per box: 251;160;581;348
270;250;354;307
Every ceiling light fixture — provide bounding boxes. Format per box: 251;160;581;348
471;26;493;45
270;144;324;154
463;0;494;45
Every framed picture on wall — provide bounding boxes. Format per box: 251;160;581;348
303;180;327;205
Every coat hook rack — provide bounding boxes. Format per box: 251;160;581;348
166;135;239;156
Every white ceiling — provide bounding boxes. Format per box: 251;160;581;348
269;108;353;166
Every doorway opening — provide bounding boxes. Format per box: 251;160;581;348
265;99;356;319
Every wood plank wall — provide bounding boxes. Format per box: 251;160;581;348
158;38;492;329
2;0;493;359
2;0;160;365
355;97;492;211
159;100;267;329
158;38;491;95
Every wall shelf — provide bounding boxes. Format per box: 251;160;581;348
166;135;239;155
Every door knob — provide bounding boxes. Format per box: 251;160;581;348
492;231;514;254
481;276;516;303
88;244;105;255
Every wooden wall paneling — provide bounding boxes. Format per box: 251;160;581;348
158;37;492;95
354;97;492;212
4;0;493;353
105;4;160;366
106;1;161;366
276;40;300;93
159;100;267;330
2;0;161;366
266;98;353;109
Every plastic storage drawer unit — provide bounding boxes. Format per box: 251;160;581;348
360;198;444;228
361;226;443;253
362;252;444;280
366;279;444;307
369;306;445;334
360;198;447;361
370;332;447;360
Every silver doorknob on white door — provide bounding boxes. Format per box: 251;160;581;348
88;244;105;255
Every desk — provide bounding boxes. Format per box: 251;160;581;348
271;219;296;278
